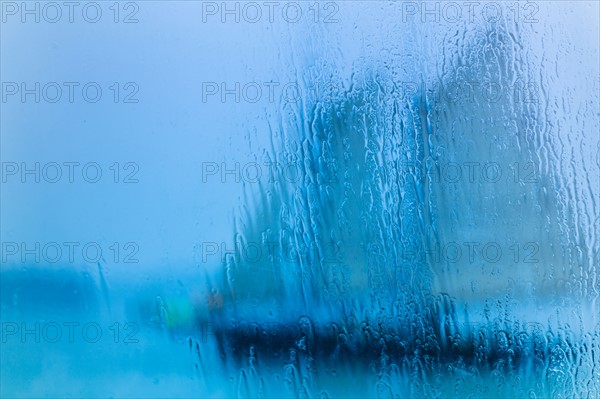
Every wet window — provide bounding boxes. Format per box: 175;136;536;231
1;1;599;397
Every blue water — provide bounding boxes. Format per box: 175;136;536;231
1;1;599;398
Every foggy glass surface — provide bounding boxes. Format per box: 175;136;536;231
1;1;599;398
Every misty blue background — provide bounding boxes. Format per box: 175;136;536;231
2;2;598;273
1;2;599;398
